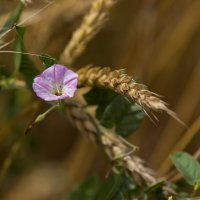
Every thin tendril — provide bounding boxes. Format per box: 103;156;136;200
0;1;54;41
18;1;54;26
0;29;12;41
0;50;53;59
0;40;14;50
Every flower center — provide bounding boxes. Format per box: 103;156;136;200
52;86;63;96
54;90;62;96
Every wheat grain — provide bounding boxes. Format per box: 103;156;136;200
77;66;186;126
60;0;118;65
100;129;158;185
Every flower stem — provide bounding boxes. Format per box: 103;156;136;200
35;104;59;123
25;103;59;134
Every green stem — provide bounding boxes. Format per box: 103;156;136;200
34;103;58;123
191;182;200;197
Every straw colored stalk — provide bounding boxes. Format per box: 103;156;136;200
159;116;200;174
66;102;175;194
60;0;118;65
77;66;185;125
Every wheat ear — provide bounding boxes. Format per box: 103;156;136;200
60;0;118;65
66;102;177;196
67;103;157;185
77;66;186;126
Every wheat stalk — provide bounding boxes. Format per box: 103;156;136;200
60;0;118;65
77;66;185;125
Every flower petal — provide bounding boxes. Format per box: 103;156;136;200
41;64;68;85
33;82;53;100
62;78;78;98
33;75;52;91
33;82;66;101
63;68;79;85
53;64;68;85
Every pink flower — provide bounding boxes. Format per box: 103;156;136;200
32;64;78;101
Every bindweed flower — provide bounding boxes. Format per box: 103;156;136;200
32;64;78;101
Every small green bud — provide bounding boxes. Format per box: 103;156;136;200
168;196;173;200
34;114;45;123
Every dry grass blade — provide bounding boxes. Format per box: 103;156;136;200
60;0;118;65
0;39;14;50
0;137;22;184
150;59;200;170
159;116;200;174
77;66;186;126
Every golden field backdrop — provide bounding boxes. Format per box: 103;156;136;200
0;0;200;199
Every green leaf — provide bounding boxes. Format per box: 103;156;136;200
14;26;26;72
101;95;145;137
65;176;98;200
94;175;116;200
101;95;130;128
84;87;117;106
84;88;145;137
39;54;57;68
84;87;117;119
170;152;200;185
146;181;165;193
95;172;136;200
64;172;137;200
14;26;38;87
0;3;24;36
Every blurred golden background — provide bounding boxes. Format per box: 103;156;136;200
0;0;200;199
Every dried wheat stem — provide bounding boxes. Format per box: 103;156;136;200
66;102;163;186
0;137;22;184
77;66;185;126
60;0;118;65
